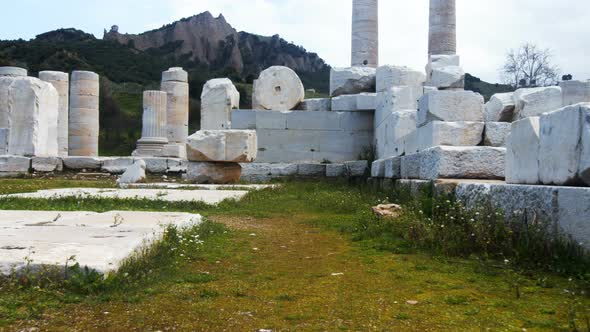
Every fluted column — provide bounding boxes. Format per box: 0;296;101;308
351;0;379;68
69;71;99;156
40;71;69;157
428;0;457;55
133;90;168;157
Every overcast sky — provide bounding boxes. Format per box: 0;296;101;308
2;0;589;83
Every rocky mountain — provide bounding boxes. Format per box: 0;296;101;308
103;12;329;81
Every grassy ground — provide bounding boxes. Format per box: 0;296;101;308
0;179;588;331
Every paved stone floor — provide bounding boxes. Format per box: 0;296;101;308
3;188;252;204
0;210;201;275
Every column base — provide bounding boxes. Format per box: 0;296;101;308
132;137;168;157
159;143;187;159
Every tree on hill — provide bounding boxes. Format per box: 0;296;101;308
500;43;560;88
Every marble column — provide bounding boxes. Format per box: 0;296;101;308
351;0;379;68
69;71;99;156
40;71;69;157
160;67;189;158
428;0;457;56
133;91;168;157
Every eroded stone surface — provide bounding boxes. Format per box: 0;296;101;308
253;66;304;110
485;92;515;122
345;160;369;177
161;68;189;145
484;122;511;147
417;90;484;126
0;156;30;173
186;130;257;163
506;117;541;184
0;67;27;77
187;162;242;184
32;157;63;172
117;160;147;185
376;66;426;95
69;71;99;157
330;67;376;97
298;98;331;112
417;121;484;150
201;78;240;130
514;87;563;120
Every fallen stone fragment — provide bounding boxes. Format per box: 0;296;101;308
253;66;304;110
330;67;376;97
372;204;403;218
117;160;147;185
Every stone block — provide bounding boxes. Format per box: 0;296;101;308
162;67;188;83
417;90;485;127
231;110;256;129
401;146;506;180
167;158;187;173
356;93;377;110
0;156;30;173
269;163;298;176
484;122;511;147
0;67;27;77
327;164;346;177
514;86;563;119
375;110;417;159
0;77;59;157
403;131;420;156
484;92;515;122
253;66;304;110
417;121;484;151
102;157;135;174
298;98;331;112
62;157;103;170
428;66;465;89
559;80;590;106
371;159;385;178
32;157;63;172
557;187;590;248
345;160;369;177
330;67;376;97
186;130;257;163
376;65;426;94
286;111;341;131
425;54;460;75
256;111;287;129
0;128;7;155
297;164;326;177
340;112;374;131
375;86;417;127
160;144;187;159
332;95;358;111
539;104;589;185
200;78;240;130
187;162;241;184
384;157;402;179
142;157;168;173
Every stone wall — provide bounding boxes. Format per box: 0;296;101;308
231;110;374;163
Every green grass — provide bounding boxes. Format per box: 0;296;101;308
0;178;588;330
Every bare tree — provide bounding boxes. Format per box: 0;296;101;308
501;43;560;88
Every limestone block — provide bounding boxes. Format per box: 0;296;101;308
375;86;417;127
356;93;377;110
297;164;326;177
231;110;256;129
484;122;511;147
269;163;298;177
167;158;187;173
0;128;7;155
32;157;63;172
340;112;374;131
401;146;505;180
286;111;341;131
484;92;515;122
425;54;460;75
514;87;563;120
62;156;103;170
0;156;30;173
117;160;147;185
345;160;369;177
375;110;417;159
200;78;240;130
0;67;27;77
0;77;59;157
556;187;590;248
39;71;69;157
332;95;358;111
162;67;188;83
428;66;464;89
327;164;346;177
403;131;420;156
330;67;376;97
142;158;168;173
559;80;590;106
371;159;385;178
253;66;304;111
101;157;135;174
256;110;287;129
187;162;242;184
186;130;257;163
417;90;484;127
160;143;187;159
417;121;484;151
298;98;331;112
376;65;426;97
384;157;402;179
539;104;589;185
